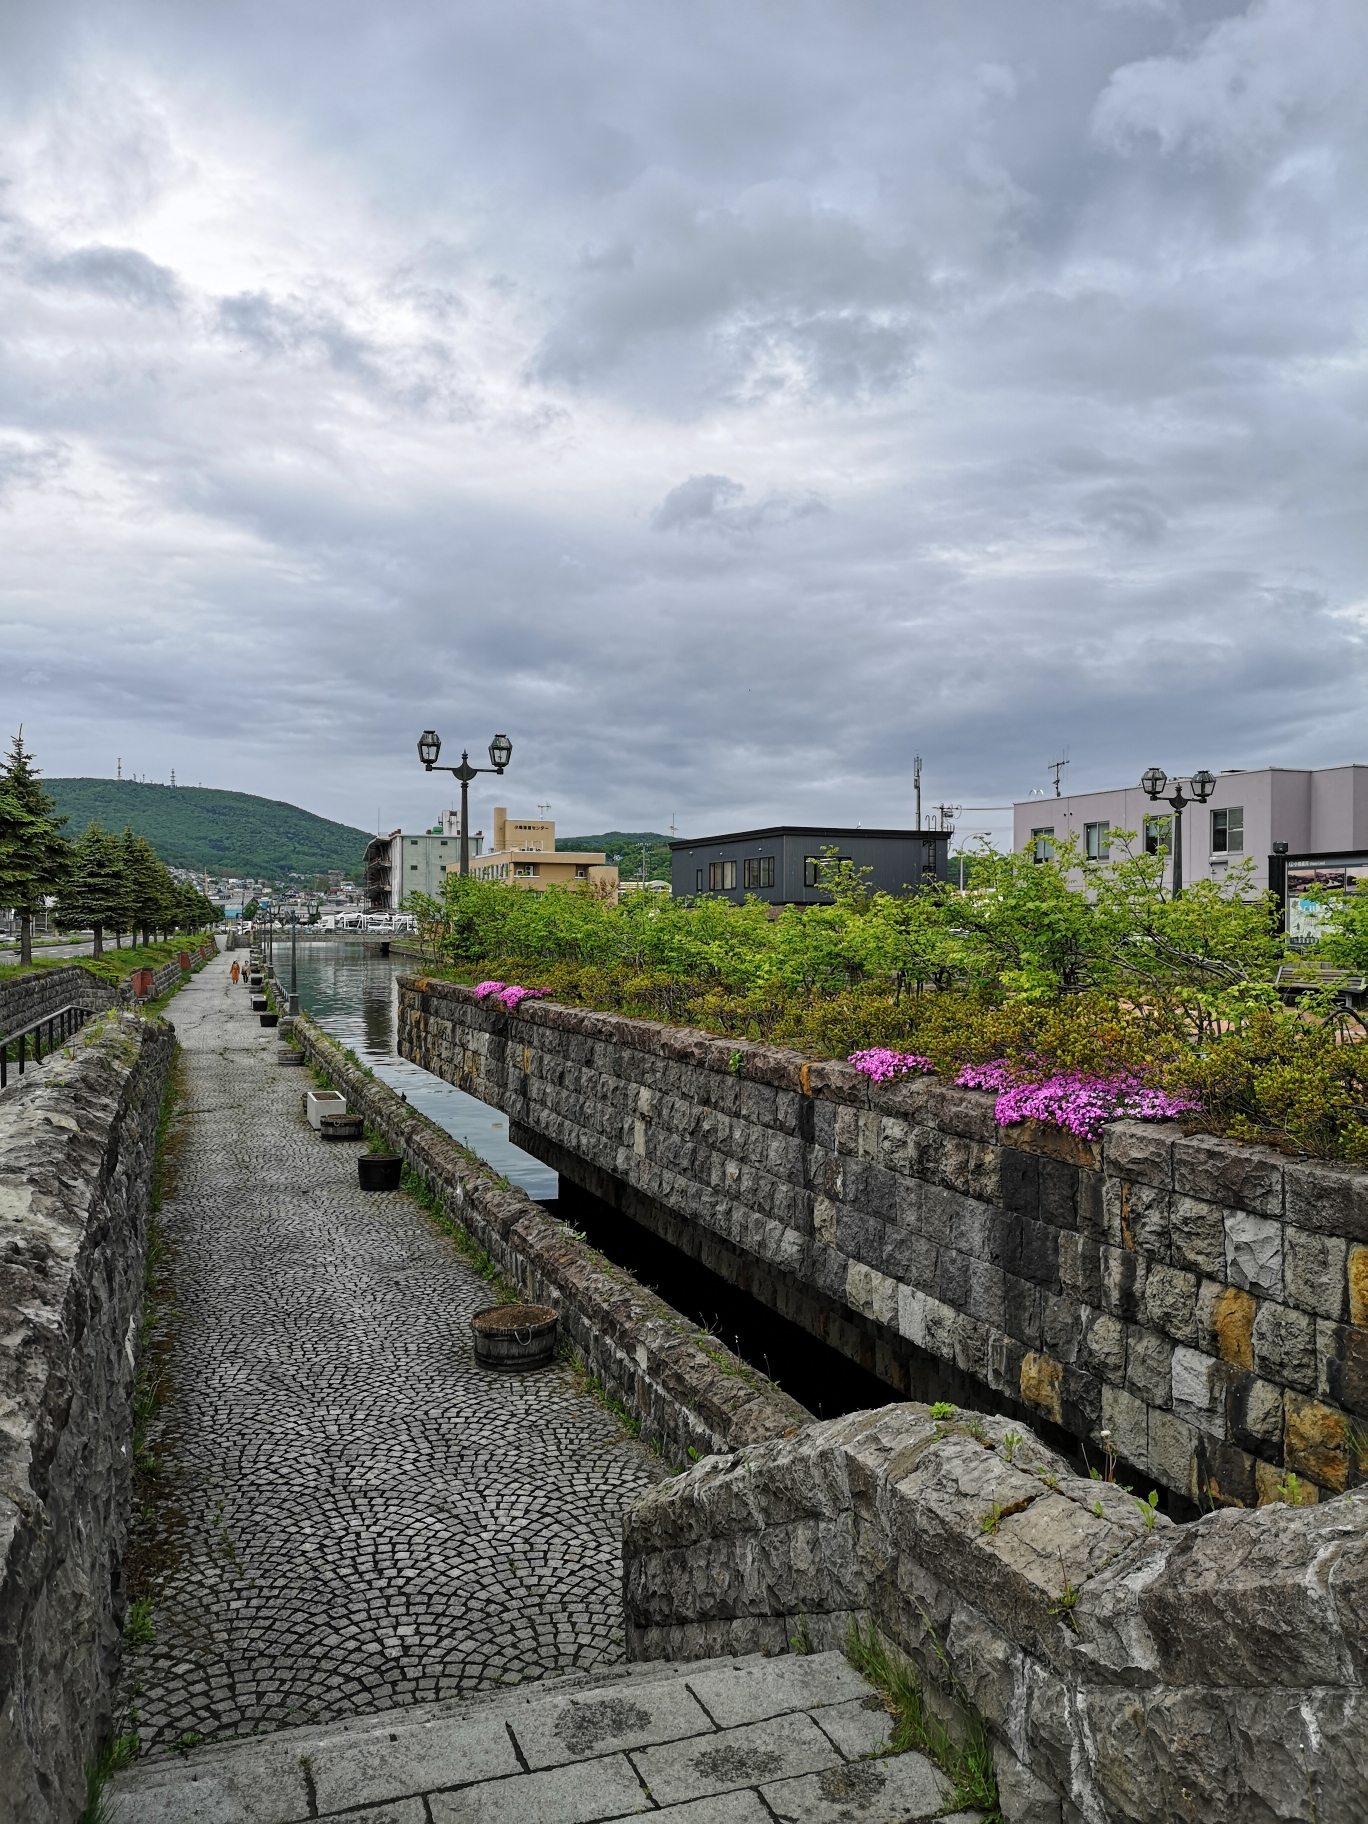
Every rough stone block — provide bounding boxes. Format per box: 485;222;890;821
846;1260;898;1330
1284;1392;1356;1492
1100;1382;1149;1473
1228;1372;1284;1456
1173;1133;1283;1215
1193;1432;1258;1508
1125;1326;1173;1409
1147;1407;1197;1496
937;1248;971;1311
1019;1351;1065;1425
918;1183;969;1248
1224;1210;1283;1299
1061;1364;1103;1433
881;1226;938;1292
1283;1227;1348;1321
1169;1197;1229;1278
1101;1121;1175;1188
1144;1262;1198;1344
1100;1245;1146;1322
1003;1274;1045;1352
1016;1218;1062;1293
1122;1183;1172;1260
1197;1281;1256;1369
1350;1245;1368;1328
1000;1148;1040;1216
1041;1293;1082;1364
1036;1158;1078;1231
1283;1158;1368;1242
967;1260;1007;1329
1316;1319;1368;1421
1080;1311;1126;1384
1251;1301;1316;1391
1076;1169;1105;1239
1058;1232;1102;1306
1172;1346;1229;1433
835;1209;886;1271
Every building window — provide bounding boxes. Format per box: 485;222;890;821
696;869;704;891
709;861;737;890
1031;827;1055;864
1084;822;1110;861
1144;816;1171;855
744;856;775;889
1211;806;1243;853
410;864;418;871
515;863;538;878
803;854;851;888
575;867;587;879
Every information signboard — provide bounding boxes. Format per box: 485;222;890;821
1281;851;1368;950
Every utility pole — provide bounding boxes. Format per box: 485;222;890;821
1049;754;1069;797
913;755;922;829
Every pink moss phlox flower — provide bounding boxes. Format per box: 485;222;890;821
956;1059;1198;1140
473;980;507;1000
498;985;551;1011
848;1048;933;1084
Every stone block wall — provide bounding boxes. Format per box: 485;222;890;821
0;941;217;1046
0;1013;175;1824
290;1017;809;1466
398;978;1368;1507
623;1403;1368;1824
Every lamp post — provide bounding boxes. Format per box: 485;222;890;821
1140;767;1216;898
416;731;512;877
289;909;299;1016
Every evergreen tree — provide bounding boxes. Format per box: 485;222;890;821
57;820;130;958
0;729;70;965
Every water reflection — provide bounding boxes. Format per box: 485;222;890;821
284;939;556;1201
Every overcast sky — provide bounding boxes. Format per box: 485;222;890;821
2;0;1365;844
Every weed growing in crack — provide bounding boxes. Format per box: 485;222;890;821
124;1598;155;1648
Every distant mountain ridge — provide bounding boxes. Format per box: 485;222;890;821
46;778;372;881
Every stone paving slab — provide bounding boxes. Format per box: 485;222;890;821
110;1651;956;1822
117;955;665;1755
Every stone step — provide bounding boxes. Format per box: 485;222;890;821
107;1649;982;1823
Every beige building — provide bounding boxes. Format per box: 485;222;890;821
460;808;619;899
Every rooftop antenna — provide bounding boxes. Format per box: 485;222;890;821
913;755;922;829
171;769;176;788
116;757;121;780
669;813;677;838
1049;753;1070;798
537;802;551;817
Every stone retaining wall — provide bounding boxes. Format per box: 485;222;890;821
0;941;217;1044
0;1013;175;1824
289;1017;809;1466
398;978;1368;1508
623;1402;1368;1824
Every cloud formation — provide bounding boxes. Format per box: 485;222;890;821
0;0;1365;846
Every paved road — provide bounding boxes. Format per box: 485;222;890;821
120;953;663;1755
110;1651;972;1823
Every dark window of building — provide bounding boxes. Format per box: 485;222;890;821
804;854;851;888
744;856;775;889
1211;806;1243;853
1031;827;1055;864
696;869;704;891
1085;821;1110;861
1144;816;1171;855
708;861;737;890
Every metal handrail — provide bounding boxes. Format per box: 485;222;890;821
0;1004;99;1088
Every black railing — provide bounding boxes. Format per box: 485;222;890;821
0;1004;99;1088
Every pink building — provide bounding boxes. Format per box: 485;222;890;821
1012;765;1368;900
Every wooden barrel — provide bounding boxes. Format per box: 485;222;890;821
471;1303;558;1371
318;1113;364;1142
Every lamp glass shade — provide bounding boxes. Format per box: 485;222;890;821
1140;766;1167;798
488;732;513;770
417;729;441;766
1190;769;1217;801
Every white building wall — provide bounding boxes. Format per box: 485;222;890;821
1012;766;1368;895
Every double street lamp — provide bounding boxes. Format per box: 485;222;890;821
416;730;512;877
1140;766;1216;898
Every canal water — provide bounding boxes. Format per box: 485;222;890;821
278;940;557;1201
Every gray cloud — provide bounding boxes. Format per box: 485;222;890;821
0;0;1364;845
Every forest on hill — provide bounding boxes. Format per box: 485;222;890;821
47;779;372;880
556;831;673;881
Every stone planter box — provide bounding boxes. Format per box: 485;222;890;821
471;1303;557;1371
306;1090;346;1129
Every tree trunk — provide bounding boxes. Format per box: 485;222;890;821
92;922;104;959
19;911;31;966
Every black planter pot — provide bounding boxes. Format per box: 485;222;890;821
260;1012;279;1028
358;1153;403;1192
251;997;268;1012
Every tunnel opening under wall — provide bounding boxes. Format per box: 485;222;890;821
516;1122;1180;1510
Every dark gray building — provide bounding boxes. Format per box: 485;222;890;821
669;825;950;905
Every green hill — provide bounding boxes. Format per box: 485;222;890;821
557;830;673;882
46;779;372;881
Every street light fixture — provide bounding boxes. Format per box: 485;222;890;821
1140;766;1216;898
416;730;512;877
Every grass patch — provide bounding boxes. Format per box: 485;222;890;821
567;1356;645;1441
399;1163;519;1301
80;1730;141;1824
124;1597;155;1648
846;1617;999;1820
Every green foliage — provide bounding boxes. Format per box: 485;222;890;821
557;831;673;881
846;1618;999;1818
409;840;1368;1159
45;777;370;879
124;1598;155;1647
0;729;72;961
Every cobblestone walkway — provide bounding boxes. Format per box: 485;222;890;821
120;955;663;1754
